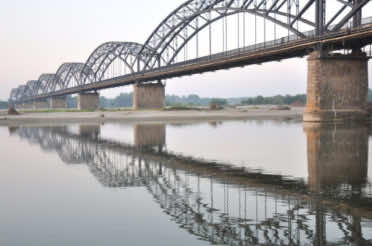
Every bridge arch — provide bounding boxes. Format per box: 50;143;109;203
9;88;18;102
82;41;163;83
38;74;59;95
13;85;28;101
26;80;39;97
138;0;357;69
55;63;91;89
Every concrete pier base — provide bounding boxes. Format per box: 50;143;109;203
303;51;368;122
50;96;67;109
33;100;49;110
78;92;99;111
303;51;369;122
133;83;165;110
304;123;368;191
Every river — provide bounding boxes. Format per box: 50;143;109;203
1;120;371;245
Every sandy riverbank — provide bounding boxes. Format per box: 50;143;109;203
0;106;304;125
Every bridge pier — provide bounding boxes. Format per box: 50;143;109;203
50;96;67;109
78;92;99;111
304;50;368;122
33;100;49;110
133;82;165;110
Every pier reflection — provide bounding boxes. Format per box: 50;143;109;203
9;123;372;245
305;123;368;190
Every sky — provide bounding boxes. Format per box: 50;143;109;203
0;0;371;100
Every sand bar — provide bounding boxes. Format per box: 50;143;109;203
0;106;304;126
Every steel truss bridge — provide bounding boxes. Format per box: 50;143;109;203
10;125;372;245
8;0;372;104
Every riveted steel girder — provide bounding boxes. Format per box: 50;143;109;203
9;0;371;103
137;0;359;70
82;41;162;83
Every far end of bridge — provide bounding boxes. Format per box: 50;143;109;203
11;81;166;111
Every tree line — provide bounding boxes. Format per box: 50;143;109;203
66;93;307;108
241;94;306;105
67;93;227;108
2;89;372;109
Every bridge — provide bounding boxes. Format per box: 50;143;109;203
9;123;372;245
8;0;372;122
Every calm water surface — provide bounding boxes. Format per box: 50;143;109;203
1;120;372;246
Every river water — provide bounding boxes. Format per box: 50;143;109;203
1;120;372;245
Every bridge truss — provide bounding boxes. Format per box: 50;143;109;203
9;0;372;104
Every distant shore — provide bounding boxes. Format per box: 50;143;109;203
0;106;304;126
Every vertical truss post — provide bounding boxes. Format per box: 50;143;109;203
225;16;228;52
209;11;212;56
264;0;267;46
243;11;246;47
287;0;291;38
255;0;257;47
274;11;277;40
296;0;299;39
157;55;161;69
222;15;225;52
353;0;362;27
237;7;240;49
196;17;199;58
315;0;325;36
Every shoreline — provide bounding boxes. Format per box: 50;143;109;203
0;107;304;126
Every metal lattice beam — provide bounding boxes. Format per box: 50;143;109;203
9;0;372;103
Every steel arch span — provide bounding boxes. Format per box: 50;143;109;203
23;80;40;98
136;0;369;69
55;63;93;89
38;74;61;95
82;41;163;83
8;0;372;103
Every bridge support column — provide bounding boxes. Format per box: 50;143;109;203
50;96;67;109
133;82;165;110
78;92;99;111
304;50;368;122
33;100;49;110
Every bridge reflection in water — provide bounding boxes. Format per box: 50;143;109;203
9;123;372;246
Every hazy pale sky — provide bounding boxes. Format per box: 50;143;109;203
0;0;371;100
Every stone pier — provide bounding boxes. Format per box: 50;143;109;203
78;92;99;111
50;96;67;109
33;100;49;110
304;123;368;191
133;83;165;110
304;50;368;122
